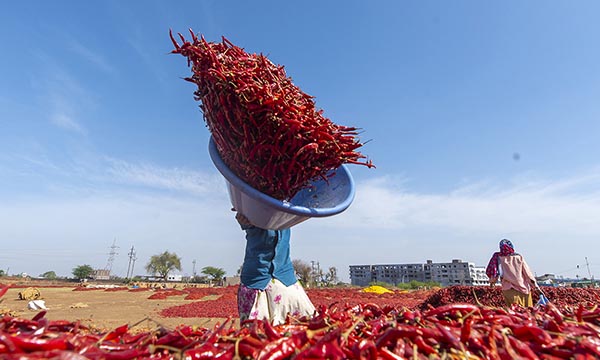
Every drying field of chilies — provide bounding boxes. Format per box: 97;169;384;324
1;283;600;359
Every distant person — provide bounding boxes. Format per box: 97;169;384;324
486;239;537;307
235;211;315;325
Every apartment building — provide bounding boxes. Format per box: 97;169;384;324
349;259;489;287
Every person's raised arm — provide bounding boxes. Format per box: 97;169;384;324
233;209;256;230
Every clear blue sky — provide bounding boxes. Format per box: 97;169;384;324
2;1;599;282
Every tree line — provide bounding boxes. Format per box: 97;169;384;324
13;250;339;286
70;251;226;284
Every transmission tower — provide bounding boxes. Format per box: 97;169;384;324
311;261;321;286
131;252;137;279
126;246;137;279
585;257;593;281
105;238;119;274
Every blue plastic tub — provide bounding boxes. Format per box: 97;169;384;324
208;137;355;230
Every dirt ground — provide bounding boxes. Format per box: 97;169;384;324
0;287;225;332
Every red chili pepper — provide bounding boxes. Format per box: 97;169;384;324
560;324;596;337
576;304;585;323
460;316;473;343
466;335;489;358
10;335;70;352
424;303;479;318
294;329;345;360
511;325;553;345
154;331;186;347
498;332;522;359
546;303;565;325
435;323;460;348
256;332;307;360
508;336;539;360
375;326;423;349
99;348;151;360
234;336;264;359
0;333;17;353
579;337;600;357
543;318;563;333
352;338;377;360
413;335;437;356
100;324;129;342
262;319;281;341
379;347;404;360
31;311;47;323
46;320;77;333
543;347;579;358
184;344;229;360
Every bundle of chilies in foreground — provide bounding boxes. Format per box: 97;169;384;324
170;30;374;200
2;286;600;359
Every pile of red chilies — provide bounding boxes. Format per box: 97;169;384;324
170;30;374;200
2;286;600;359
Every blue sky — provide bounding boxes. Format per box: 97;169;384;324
2;1;600;282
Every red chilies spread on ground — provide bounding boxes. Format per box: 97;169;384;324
170;30;374;200
2;285;600;358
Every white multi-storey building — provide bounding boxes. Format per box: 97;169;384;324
349;259;489;287
348;265;372;287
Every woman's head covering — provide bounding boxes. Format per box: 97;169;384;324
486;239;516;279
499;239;515;255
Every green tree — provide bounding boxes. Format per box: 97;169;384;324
145;251;182;281
323;266;338;286
40;271;57;280
72;265;94;280
201;266;226;284
292;259;312;287
0;269;5;277
191;274;209;284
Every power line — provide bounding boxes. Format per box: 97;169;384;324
555;266;581;275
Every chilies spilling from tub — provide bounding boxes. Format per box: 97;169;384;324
170;30;374;200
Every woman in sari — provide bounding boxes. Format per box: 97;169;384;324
486;239;537;307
